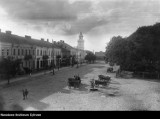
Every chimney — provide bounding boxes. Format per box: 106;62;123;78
41;38;44;41
25;35;31;39
6;30;12;35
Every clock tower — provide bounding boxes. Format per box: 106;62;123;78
77;32;84;50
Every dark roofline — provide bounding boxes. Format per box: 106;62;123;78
0;31;72;49
0;32;58;48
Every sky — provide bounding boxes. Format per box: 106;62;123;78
0;0;160;52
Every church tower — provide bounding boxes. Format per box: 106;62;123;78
77;32;84;50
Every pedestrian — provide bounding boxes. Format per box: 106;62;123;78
22;89;25;100
25;89;29;99
90;79;95;89
29;68;32;76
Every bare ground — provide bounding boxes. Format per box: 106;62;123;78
0;62;160;111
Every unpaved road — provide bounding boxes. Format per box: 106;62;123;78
0;62;160;110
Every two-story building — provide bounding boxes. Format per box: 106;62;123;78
56;40;76;58
0;31;36;71
0;30;62;71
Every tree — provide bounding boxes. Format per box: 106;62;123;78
105;23;160;78
0;57;21;84
85;52;96;63
105;36;129;69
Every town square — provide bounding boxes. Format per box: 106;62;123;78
1;0;160;111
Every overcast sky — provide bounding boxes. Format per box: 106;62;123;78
0;0;160;52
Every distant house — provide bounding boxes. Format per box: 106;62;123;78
95;51;105;60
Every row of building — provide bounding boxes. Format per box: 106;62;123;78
0;29;87;71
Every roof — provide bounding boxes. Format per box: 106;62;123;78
60;47;70;52
0;32;60;49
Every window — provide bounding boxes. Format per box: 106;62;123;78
29;50;31;55
2;49;4;56
41;50;42;56
7;49;9;55
13;49;16;55
25;49;27;55
33;50;35;55
37;49;39;56
18;49;20;55
21;49;24;55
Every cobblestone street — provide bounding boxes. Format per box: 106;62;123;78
1;62;160;111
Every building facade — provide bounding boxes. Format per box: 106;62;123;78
0;30;61;71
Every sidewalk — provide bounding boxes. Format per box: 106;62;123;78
0;66;70;86
0;63;87;86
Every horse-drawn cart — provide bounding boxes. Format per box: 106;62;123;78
94;75;111;87
98;75;111;81
68;76;81;89
94;80;108;86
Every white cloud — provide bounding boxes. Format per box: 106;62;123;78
0;0;160;51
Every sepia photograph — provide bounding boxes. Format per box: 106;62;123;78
0;0;160;112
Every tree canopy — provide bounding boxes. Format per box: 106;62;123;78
105;23;160;73
85;52;96;63
0;57;21;83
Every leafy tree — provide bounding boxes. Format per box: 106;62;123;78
0;57;21;84
105;23;160;78
85;52;96;63
105;36;129;69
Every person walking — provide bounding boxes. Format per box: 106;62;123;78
22;89;25;100
29;68;32;76
25;89;29;99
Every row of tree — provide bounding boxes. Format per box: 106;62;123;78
0;54;82;83
105;23;160;75
0;57;21;83
85;52;96;63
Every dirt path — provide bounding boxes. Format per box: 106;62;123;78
0;62;160;110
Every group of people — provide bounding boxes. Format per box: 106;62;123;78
90;79;95;89
22;89;29;100
74;75;81;83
